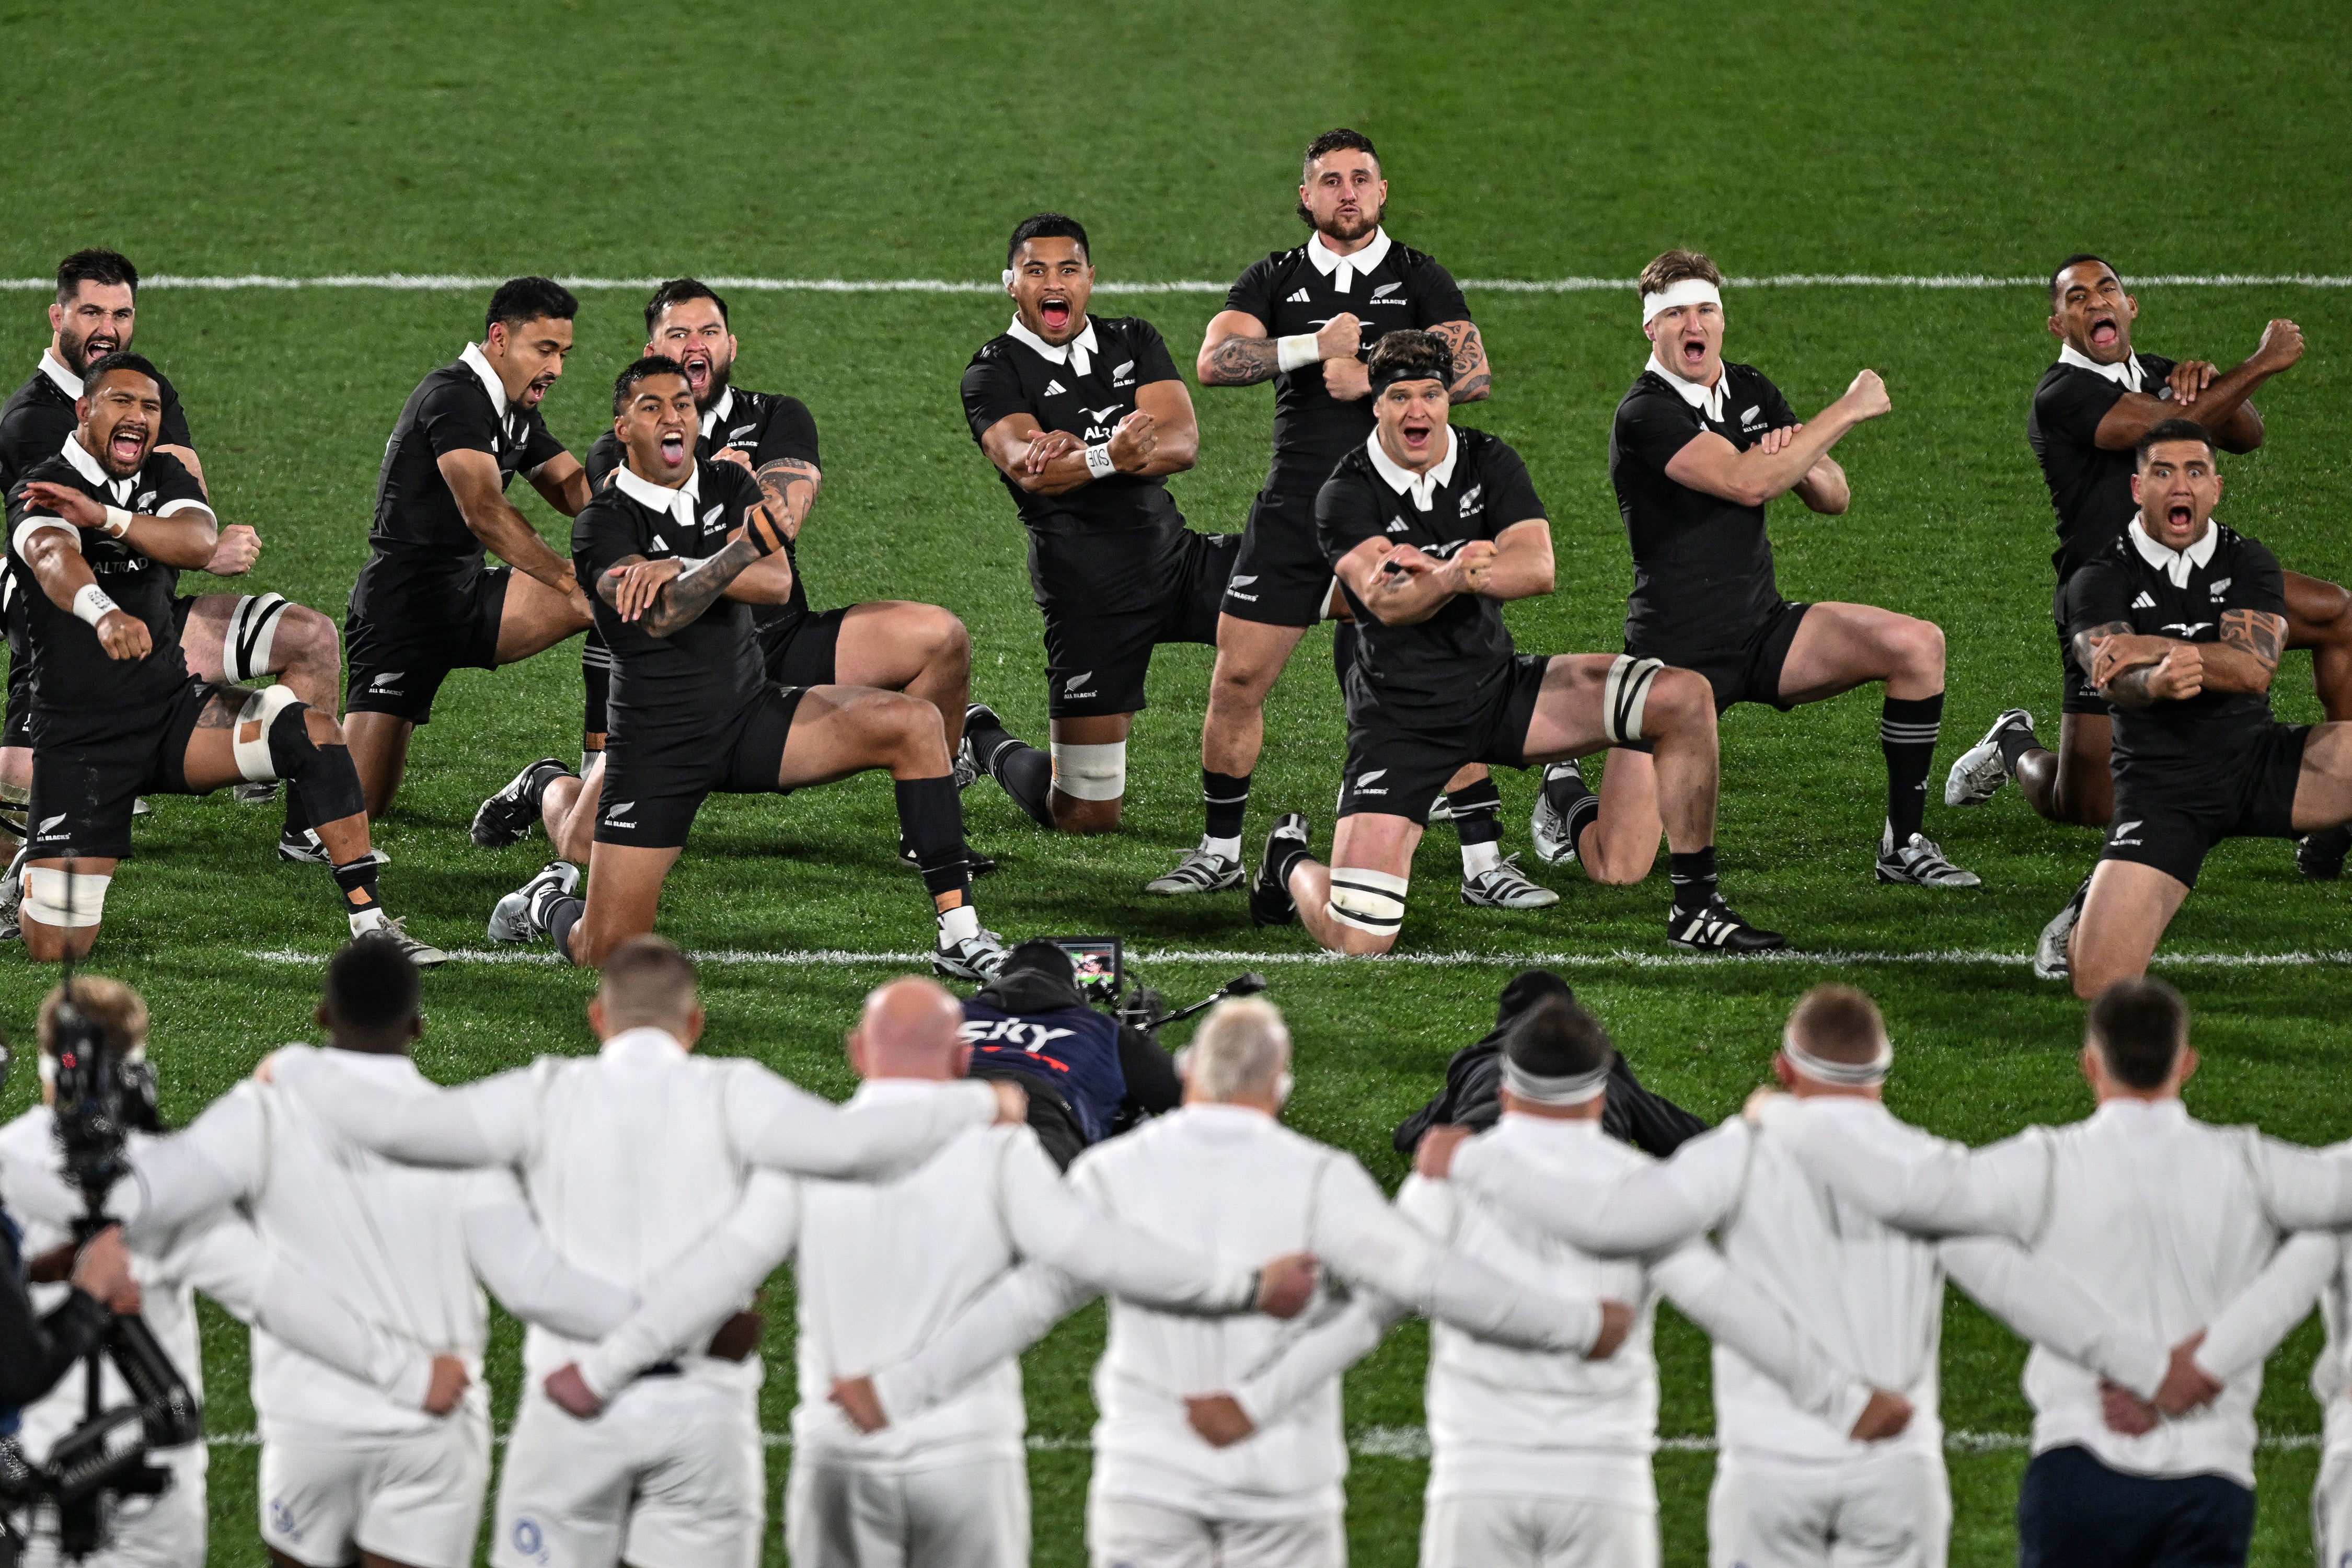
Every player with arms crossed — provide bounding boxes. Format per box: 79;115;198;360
955;213;1225;837
489;358;1006;976
342;278;595;819
1162;126;1543;908
3;352;437;963
1530;250;1974;891
1251;330;1783;954
2042;420;2352;995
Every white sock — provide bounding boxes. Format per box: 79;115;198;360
937;904;980;945
1461;839;1502;878
1203;834;1242;864
349;907;388;937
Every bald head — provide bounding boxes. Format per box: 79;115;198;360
850;976;968;1081
1183;997;1292;1108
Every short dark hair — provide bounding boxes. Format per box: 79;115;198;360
1007;213;1089;268
486;275;579;336
1638;249;1724;302
2136;417;2215;470
1504;996;1614;1080
1366;328;1452;389
2088;977;2188;1090
2049;252;2117;306
598;935;699;1027
80;350;162;396
643;278;729;337
56;248;138;305
1786;984;1887;1065
1297;129;1381;224
612;354;688;415
323;937;422;1035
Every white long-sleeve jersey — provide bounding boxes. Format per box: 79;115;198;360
1756;1093;2352;1485
1456;1098;2166;1465
269;1028;997;1391
870;1102;1605;1522
1221;1115;1876;1509
576;1078;1266;1473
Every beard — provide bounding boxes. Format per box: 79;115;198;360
61;322;124;374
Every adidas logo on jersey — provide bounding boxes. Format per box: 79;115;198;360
650;537;673;554
1286;289;1312;303
1044;379;1067;396
2131;591;2156;609
1386;517;1410;534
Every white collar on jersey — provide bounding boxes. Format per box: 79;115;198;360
460;341;513;421
598;1025;689;1062
59;430;136;502
2128;516;2219;588
1306;227;1393;294
1646;351;1728;423
1006;315;1098;379
611;458;704;530
2057;341;2149;394
1364;424;1457;512
700;385;734;437
39;349;84;400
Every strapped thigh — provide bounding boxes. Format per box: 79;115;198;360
1603;655;1665;744
232;685;305;782
222;592;291;684
1327;867;1409;936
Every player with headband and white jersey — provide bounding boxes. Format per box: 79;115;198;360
1246;327;1782;955
1530;249;1977;915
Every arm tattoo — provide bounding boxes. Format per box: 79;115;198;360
2106;664;2160;710
2219;607;2285;670
1429;321;1490;403
756;459;822;540
2069;619;2135;676
641;538;762;638
1203;336;1281;386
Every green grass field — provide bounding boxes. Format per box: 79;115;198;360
3;2;2351;1562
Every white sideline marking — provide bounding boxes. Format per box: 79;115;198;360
6;273;2350;294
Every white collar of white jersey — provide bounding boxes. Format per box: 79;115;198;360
1646;351;1729;423
2056;341;2148;394
699;385;735;438
39;349;84;400
2089;1093;2188;1126
59;430;136;502
611;459;703;529
460;341;512;421
1006;315;1098;379
598;1025;689;1063
1364;424;1457;512
1306;227;1393;294
2128;516;2219;588
313;1044;426;1081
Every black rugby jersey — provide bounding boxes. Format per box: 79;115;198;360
2062;521;2285;767
0;355;193;491
1316;425;1547;726
2028;352;2181;579
571;457;765;750
370;350;566;561
1608;362;1797;657
1224;232;1470;495
4;439;209;714
961;315;1188;614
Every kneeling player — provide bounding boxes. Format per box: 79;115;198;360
2051;420;2352;995
490;359;1006;976
1252;332;1783;955
3;353;437;963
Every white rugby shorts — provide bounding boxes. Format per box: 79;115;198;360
259;1415;491;1568
786;1451;1029;1568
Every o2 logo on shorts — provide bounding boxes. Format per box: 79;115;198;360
267;1498;302;1540
511;1517;550;1565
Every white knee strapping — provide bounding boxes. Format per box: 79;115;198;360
1603;655;1666;744
24;867;109;928
1050;741;1126;802
233;685;305;782
222;592;291;684
1327;867;1408;935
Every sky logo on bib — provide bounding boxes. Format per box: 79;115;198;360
1064;671;1095;698
1354;768;1389;796
959;1017;1078;1052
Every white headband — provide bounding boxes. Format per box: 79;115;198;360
1502;1055;1610;1106
1642;278;1722;326
1780;1028;1891;1087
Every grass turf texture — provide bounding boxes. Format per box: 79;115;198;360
3;1;2350;1562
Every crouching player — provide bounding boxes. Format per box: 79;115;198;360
2;352;438;963
1251;332;1783;954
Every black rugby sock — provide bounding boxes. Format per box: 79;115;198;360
1881;694;1944;844
281;782;312;839
896;776;974;904
1668;847;1719;915
965;711;1054;829
1541;765;1605;862
541;893;586;962
1203;769;1251;845
1447;778;1503;846
1996;714;2044;771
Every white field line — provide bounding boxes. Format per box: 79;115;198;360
243;946;2352;970
4;273;2351;294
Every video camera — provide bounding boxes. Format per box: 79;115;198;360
1036;936;1268;1036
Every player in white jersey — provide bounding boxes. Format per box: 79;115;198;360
541;976;1317;1568
1748;978;2352;1568
839;996;1630;1568
1419;984;2181;1568
1183;991;1913;1568
267;940;1025;1568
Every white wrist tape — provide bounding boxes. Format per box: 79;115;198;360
1048;740;1126;801
1641;278;1722;325
1083;443;1116;480
72;583;119;626
1277;333;1323;373
101;506;134;538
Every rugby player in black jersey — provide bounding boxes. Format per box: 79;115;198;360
2044;420;2352;996
488;358;1006;976
471;278;997;872
0;249;344;863
956;213;1227;836
341;277;596;819
1528;249;1974;892
1161;129;1547;909
3;353;438;963
1251;331;1782;954
1941;255;2352;875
